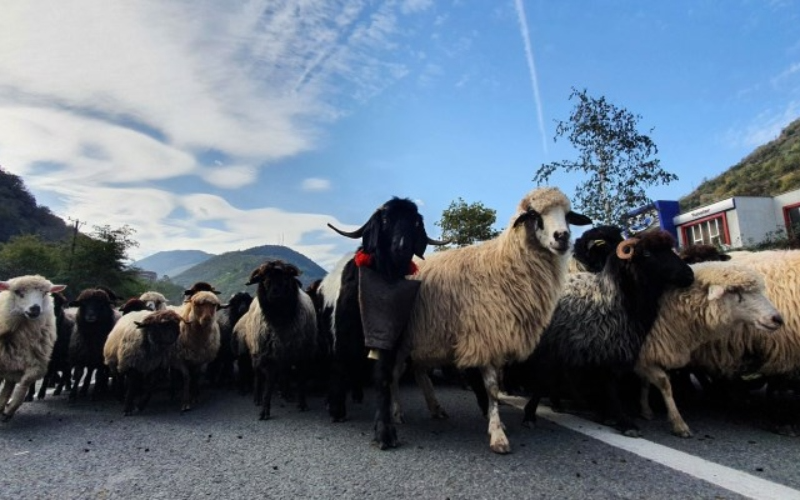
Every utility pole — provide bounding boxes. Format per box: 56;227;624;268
66;217;85;272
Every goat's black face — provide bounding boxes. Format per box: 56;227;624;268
362;198;429;278
137;310;182;347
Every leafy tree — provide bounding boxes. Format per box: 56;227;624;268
63;224;143;297
533;88;678;227
0;234;60;278
435;197;500;250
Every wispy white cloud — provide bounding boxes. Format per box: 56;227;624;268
0;0;430;269
301;178;332;192
513;0;548;154
730;101;800;148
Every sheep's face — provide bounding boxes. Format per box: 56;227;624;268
0;277;65;320
515;205;591;255
709;284;783;332
572;225;624;273
72;289;115;324
247;261;300;303
136;310;182;347
139;292;168;311
620;232;694;288
227;292;253;318
187;291;221;327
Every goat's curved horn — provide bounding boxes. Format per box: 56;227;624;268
427;236;450;246
616;238;639;260
327;222;367;239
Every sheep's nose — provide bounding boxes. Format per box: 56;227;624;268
27;304;41;318
554;231;570;243
773;314;784;327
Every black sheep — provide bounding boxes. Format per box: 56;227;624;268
68;288;117;400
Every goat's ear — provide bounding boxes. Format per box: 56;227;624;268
360;210;383;253
566;211;592;226
513;209;541;228
707;285;725;301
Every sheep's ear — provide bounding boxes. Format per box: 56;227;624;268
566;211;592;226
0;281;9;292
218;303;230;310
707;285;725;301
134;321;145;328
245;268;262;286
51;284;67;293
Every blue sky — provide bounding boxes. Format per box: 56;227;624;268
1;1;798;270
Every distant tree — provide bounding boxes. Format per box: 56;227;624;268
435;197;500;250
533;88;678;227
64;224;143;297
0;234;60;278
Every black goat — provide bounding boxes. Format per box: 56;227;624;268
318;197;446;449
69;288;117;400
519;230;695;436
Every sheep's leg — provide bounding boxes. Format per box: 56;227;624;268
639;378;655;421
601;371;640;437
252;357;264;406
69;366;84;400
123;372;143;416
259;363;277;420
373;348;399;450
0;380;15;416
465;367;489;417
413;366;449;420
80;367;94;396
640;365;692;437
92;367;109;400
36;374;50;400
390;358;406;424
296;363;309;412
481;366;511;454
25;383;35;402
327;354;348;422
178;364;193;412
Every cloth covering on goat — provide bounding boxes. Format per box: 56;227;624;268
358;266;420;352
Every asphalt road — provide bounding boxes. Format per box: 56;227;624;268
1;382;799;500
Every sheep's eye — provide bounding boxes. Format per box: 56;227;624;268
642;250;652;258
14;290;24;298
737;292;744;303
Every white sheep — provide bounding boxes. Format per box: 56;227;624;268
636;261;783;437
395;186;591;454
690;250;800;387
139;291;169;311
171;290;221;412
0;275;66;420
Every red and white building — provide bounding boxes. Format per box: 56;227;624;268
673;188;800;248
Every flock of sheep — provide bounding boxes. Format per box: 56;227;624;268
0;186;798;455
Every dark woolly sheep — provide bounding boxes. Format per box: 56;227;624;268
104;309;182;415
318;197;446;449
520;230;695;437
183;282;221;300
207;291;253;387
570;225;625;273
28;292;74;400
237;260;318;420
679;244;731;264
68;288;118;400
120;298;150;316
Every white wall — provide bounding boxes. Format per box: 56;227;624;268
735;197;782;246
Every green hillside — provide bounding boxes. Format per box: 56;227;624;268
0;166;71;243
170;245;327;299
680;118;800;210
132;249;214;278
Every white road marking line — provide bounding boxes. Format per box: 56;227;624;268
498;394;800;500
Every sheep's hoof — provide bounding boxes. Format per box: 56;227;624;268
641;410;654;421
392;412;405;425
373;424;399;450
181;405;192;413
673;428;693;438
622;428;642;438
431;407;449;420
521;417;536;429
1;412;13;423
259;412;271;421
331;416;347;423
489;436;511;454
